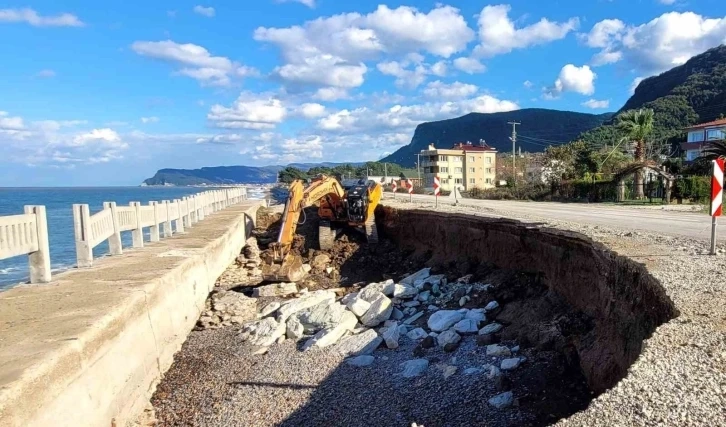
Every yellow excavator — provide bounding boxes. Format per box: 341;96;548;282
261;175;382;282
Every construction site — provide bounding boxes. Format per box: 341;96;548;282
144;175;724;427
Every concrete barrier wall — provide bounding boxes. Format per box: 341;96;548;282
0;203;260;427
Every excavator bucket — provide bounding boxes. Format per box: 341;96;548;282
261;252;307;283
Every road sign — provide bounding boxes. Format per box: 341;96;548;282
710;158;724;255
433;176;440;196
407;179;413;194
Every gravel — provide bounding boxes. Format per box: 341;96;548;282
386;198;726;427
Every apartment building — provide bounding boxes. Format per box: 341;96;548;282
420;142;497;192
680;118;726;162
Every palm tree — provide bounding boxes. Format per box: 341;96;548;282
616;108;655;199
701;139;726;160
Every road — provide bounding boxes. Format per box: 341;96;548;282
385;193;714;241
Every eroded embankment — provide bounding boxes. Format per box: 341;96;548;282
378;206;679;393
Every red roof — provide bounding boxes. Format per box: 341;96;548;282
685;118;726;130
451;142;497;152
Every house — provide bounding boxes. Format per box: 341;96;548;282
420;142;497;192
681;118;726;162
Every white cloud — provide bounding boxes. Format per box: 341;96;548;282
72;129;124;147
208;92;287;130
377;61;427;88
0;8;84;27
193;6;215;17
581;99;610;109
423;81;478;100
196;134;243;145
583;12;726;74
453;57;486;74
430;61;448;77
473;5;578;57
313;87;350;101
131;40;258;87
0;112;25;131
296;103;327;118
545;64;596;98
658;0;677;4
141;116;160;124
630;76;645;94
278;0;316;8
254;5;474;90
36;69;56;78
523;80;533;89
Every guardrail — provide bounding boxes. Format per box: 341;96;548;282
0;187;247;283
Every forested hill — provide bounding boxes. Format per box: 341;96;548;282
380;109;612;166
143;166;283;185
580;44;726;146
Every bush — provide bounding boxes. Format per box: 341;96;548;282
673;175;710;203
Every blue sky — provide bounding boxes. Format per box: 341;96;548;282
1;0;725;186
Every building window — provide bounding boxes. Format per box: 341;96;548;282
440;167;449;173
469;167;475;173
688;131;705;142
454;167;463;173
455;178;463;184
469;156;475;162
441;178;449;184
486;157;492;164
486;178;492;184
438;155;448;162
469;178;475;184
486;168;493;173
453;156;462;162
686;150;700;161
707;128;726;141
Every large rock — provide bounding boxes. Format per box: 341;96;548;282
333;329;382;356
358;281;391;301
360;293;393;327
465;308;486;323
212;291;256;321
486;344;512;357
311;253;331;269
259;302;281;318
297;300;349;333
347;355;375;367
406;328;428;340
302;311;357;350
484;301;500;312
253;282;298;297
500;358;521;371
399;359;429;378
277;290;336;322
346;296;371;318
454;318;479;334
437;329;461;348
479;323;503;335
400;268;431;286
393;284;418;299
488;392;514;409
382;321;400;349
248;317;286;347
427;310;464;332
285;316;304;339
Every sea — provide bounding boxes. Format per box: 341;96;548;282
0;186;269;290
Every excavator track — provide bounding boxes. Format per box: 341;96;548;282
319;220;335;250
365;217;379;244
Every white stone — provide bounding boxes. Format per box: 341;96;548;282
297;300;349;333
212;291;256;319
347;355;375;367
302;263;312;273
442;365;457;379
340;292;358;305
428;331;438;337
259;302;281;318
253;282;298;297
459;296;470;306
486;344;512;357
486;364;502;380
500;358;521;371
464;367;483;375
417;291;431;302
427;305;439;311
360;293;393;327
334;329;382;356
381;279;396;296
437;329;461;348
399;359;429;378
277;290;336;322
346;297;372;318
358;282;387;302
425;274;445;286
465;309;486;323
454;318;479;334
406;328;428;340
383;321;400;349
478;323;503;335
250;317;287;347
393;284;418;299
251;346;269;355
391;308;404;320
325;267;334;275
302;311;357;350
484;301;500;312
402;300;421;308
403;311;424;325
427;310;464;332
400;268;431;286
488;392;514;409
285;316;304;340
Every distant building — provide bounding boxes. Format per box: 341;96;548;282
420;142;497;191
680;118;726;162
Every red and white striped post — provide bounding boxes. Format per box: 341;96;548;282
433;176;440;207
392;180;397;199
407;178;414;202
710;158;724;255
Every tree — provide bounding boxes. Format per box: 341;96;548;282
278;166;308;184
616;108;655;199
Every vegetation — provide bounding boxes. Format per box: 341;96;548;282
277;162;412;184
615;108;655;198
143;166;282;186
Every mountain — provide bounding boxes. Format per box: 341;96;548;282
288;162;365;171
143;165;283;186
381;109;612;166
580;44;726;145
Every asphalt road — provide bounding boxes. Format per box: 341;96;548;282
385;193;715;241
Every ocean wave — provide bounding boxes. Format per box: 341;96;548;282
0;266;22;275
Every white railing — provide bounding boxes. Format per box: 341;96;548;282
72;187;248;268
0;206;51;283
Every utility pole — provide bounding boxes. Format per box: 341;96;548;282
415;153;421;181
384;162;387;180
508;121;520;188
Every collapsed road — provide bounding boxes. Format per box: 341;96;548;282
148;201;724;427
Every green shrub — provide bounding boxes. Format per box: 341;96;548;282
673;176;710;202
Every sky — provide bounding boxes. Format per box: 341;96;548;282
1;0;725;186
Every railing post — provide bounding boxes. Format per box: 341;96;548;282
173;199;185;233
163;200;172;237
131;201;144;248
73;204;93;268
25;205;51;283
225;189;230;207
149;201;160;242
104;202;123;256
198;194;206;220
183;196;192;228
190;195;198;224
